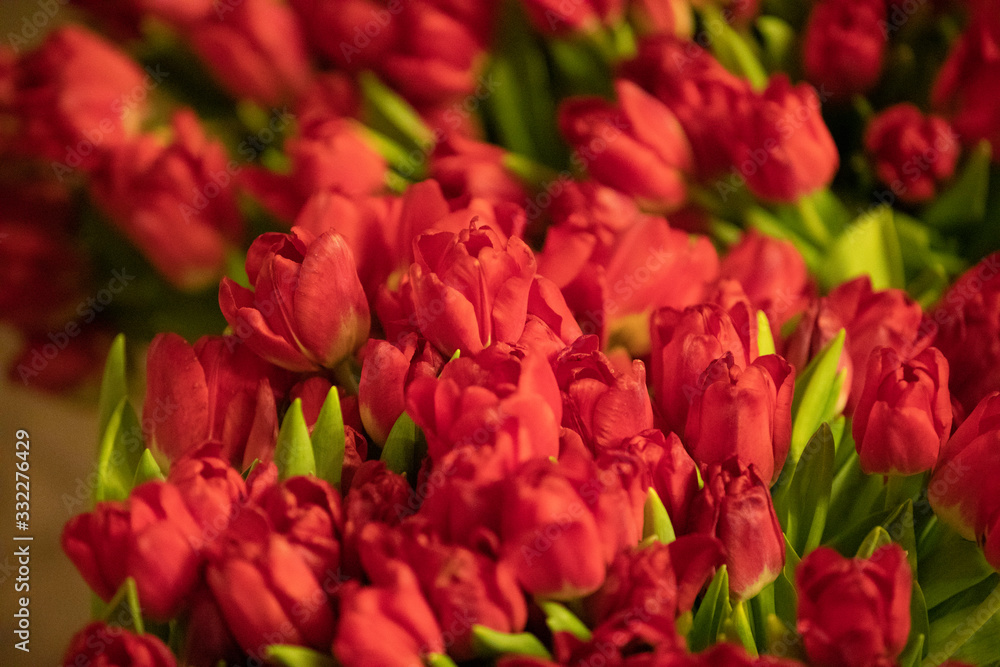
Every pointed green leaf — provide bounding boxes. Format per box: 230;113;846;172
643;487;676;544
311;388;346;489
264;645;336;667
856;526;893;559
925;579;1000;666
925;140;992;229
275;399;315;480
727;600;758;657
471;625;552;659
702;6;767;89
425;654;459;667
95;398;146;503
919;523;995;609
540;600;592;641
904;581;929;663
789;329;845;467
882;500;918;578
132;449;165;487
755;16;796;71
242;458;261;481
689;565;731;652
98;334;128;440
756;311;776;356
381;412;422;477
358;71;434;151
102;577;144;633
899;635;924;667
783;424;835;556
821;206;905;291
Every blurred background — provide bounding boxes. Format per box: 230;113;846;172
1;2;95;665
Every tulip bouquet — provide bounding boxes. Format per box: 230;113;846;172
6;0;996;665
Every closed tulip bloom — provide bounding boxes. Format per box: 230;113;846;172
521;0;625;34
626;429;700;534
142;333;292;466
865;104;959;204
205;510;337;652
720;230;813;327
167;456;248;538
14;26;146;169
802;0;887;99
62;482;205;620
559;80;692;212
929;392;1000;569
90;111;244;290
796;544;912;667
220;227;371;372
689;459;784;601
685;353;794;484
650;301;758;435
62;622;176;667
853;346;952;476
554;335;654;451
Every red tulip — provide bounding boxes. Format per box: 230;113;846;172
932;7;1000;156
205;510;337;652
865;104;959;204
650;301;758;435
185;0;312;105
802;0;887;99
796;544;912;667
90;111;244;289
684;354;794;484
219;227;371;372
14;26;147;170
61;622;176;667
931;252;1000;415
62;482;204;620
430;133;528;205
406;344;563;463
559;79;692;212
554;335;654;451
521;0;625;34
167;455;247;537
334;556;445;667
929;392;1000;569
720;230;813;327
853;346;952;475
625;429;700;535
142;333;292;466
689;460;785;601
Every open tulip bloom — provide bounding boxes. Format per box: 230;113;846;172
4;0;995;665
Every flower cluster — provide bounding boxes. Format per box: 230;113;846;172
4;0;994;665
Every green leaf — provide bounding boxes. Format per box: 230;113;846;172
381;412;423;478
701;6;767;89
425;654;459;667
856;526;893;559
903;581;929;664
264;645;336;667
540;600;592;641
789;329;845;468
821;206;905;291
102;577;144;633
358;71;434;152
925;579;1000;666
924;140;992;229
642;487;676;544
882;500;918;578
95;399;146;503
98;334;128;440
471;626;552;659
919;523;995;609
689;566;731;652
755;16;796;71
275;399;315;480
782;423;835;556
756;311;776;356
726;600;758;657
132;449;165;487
898;634;924;667
311;388;346;490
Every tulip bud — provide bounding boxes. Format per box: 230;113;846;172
853;346;952;475
720;231;813;327
219;227;371;372
62;622;176;667
685;354;794;485
865;104;959;204
689;460;784;601
559;80;692;212
796;544;912;667
802;0;887;99
625;429;700;534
